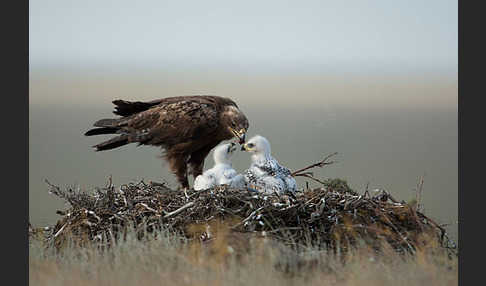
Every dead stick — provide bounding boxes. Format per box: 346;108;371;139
416;174;425;212
378;208;415;253
416;212;446;235
291;152;338;176
408;204;424;232
294;173;328;185
53;223;67;238
44;179;60;191
231;206;265;229
163;202;195;219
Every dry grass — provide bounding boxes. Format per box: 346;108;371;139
29;223;457;286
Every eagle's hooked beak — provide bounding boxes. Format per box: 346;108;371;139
230;127;246;144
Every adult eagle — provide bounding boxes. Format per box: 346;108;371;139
84;96;249;189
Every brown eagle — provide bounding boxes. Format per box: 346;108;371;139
84;96;249;189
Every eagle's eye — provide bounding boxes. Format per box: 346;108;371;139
247;143;255;148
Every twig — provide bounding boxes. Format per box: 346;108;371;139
415;174;425;212
293;173;328;185
187;187;212;199
291;152;338;176
231;206;265;229
106;175;113;189
53;223;67;238
379;209;415;253
268;227;303;233
45;179;61;193
163;202;195;219
416;212;446;236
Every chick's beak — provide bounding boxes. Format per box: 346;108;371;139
241;143;249;151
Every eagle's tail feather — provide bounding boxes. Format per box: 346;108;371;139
84;127;119;136
91;132;151;151
93;135;130;151
112;99;162;117
93;118;122;128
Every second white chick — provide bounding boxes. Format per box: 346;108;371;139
193;142;246;190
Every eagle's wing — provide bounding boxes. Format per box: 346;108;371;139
113;96;237;117
87;96;237;151
114;97;221;147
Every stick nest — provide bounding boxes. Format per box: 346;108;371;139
33;177;457;257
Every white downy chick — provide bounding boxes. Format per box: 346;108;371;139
194;142;246;190
241;135;296;195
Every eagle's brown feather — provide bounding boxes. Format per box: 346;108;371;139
85;95;249;189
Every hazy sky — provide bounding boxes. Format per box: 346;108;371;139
30;0;457;72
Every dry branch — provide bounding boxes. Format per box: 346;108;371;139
291;152;338;177
163;202;195;218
